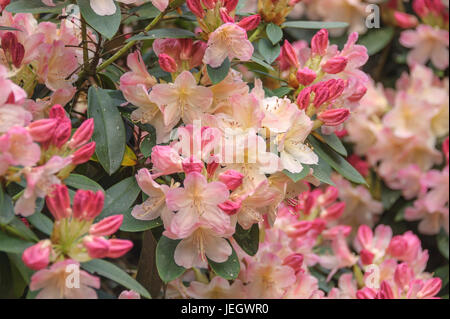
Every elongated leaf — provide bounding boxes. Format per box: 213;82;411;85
6;0;67;14
0;26;20;31
126;29;195;42
258;38;281;64
120;209;163;232
266;23;283;45
156;236;186;283
207;58;230;84
77;0;121;40
87;86;126;175
317;133;347;157
310;159;335;186
27;213;53;236
8;217;39;242
250;55;275;71
208;243;240;280
233;224;259;256
359;27;394;56
0;232;33;254
308;135;366;185
82;259;151;299
282;21;349;29
65;174;104;192
271;86;293;98
0;187;14;225
98;177;141;220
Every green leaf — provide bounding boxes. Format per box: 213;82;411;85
156;236;186;283
98;177;141;220
6;0;67;14
65;174;104;192
0;26;20;31
318;133;347;157
308;135;366;185
258;38;281;64
207;58;230;84
0;232;33;254
129;2;161;19
82;259;151;299
283;166;311;183
7;253;33;284
87;86;126;175
310;159;335;186
358;27;395;56
282;21;349;29
126;28;196;42
0;186;14;225
208;243;240;280
266;23;283;45
271;86;293;98
27;212;53;236
435;265;449;289
437;231;449;260
77;0;121;40
8;217;39;242
233;224;259;256
140;131;156;158
381;184;402;210
250;55;275;71
120;209;163;232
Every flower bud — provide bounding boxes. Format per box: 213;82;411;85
318;186;338;207
379;281;395;299
83;236;110;259
296;87;311;110
46;184;71;220
28;119;58;143
282;253;304;275
296;67;316;86
119;290;141;299
180;39;194;61
68;118;94;149
51;120;72;148
73;189;105;221
71;142;96;165
22;240;52;270
324;202;346;220
182;156;204;174
324;78;346;101
322;56;348;74
394;263;414;290
394;11;418;28
312;84;329;108
90;215;124;237
219;7;235;23
11;41;24;68
202;0;216;9
387;235;407;258
237;14;261;31
223;0;238;12
360;249;375;265
311;29;329;56
356;225;373;248
218;170;244;191
218;199;242;215
187;0;205;17
106;239;133;258
49;104;67;120
418;278;442;299
317;108;350;126
356;287;377;299
151;145;183;175
159;53;178;73
280;40;299;69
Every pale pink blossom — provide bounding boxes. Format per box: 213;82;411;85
186;276;246;299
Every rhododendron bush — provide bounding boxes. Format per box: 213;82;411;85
0;0;448;300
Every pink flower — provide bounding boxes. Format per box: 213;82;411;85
30;260;100;299
400;25;449;70
150;145;183;176
149;71;213;131
186;276;246;299
150;0;169;12
203;23;254;68
165;172;230;237
118;290;141;299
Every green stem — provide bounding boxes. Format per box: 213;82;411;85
96;10;168;73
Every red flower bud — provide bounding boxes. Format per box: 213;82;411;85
72;189;105;221
394;11;419;28
90;215;124;237
311;29;329;56
219;7;235;23
218;199;242;215
72;142;96;165
282;253;304;275
322;56;348;74
106;239;133;258
296;67;316;86
317;108;350;126
223;0;238;12
22;240;52;270
83;236;110;259
182;156;204;174
296;87;311;110
237;14;261;31
187;0;205;18
46;184;71;220
218;169;244;191
28;119;58;143
159;53;177;73
69;118;94;149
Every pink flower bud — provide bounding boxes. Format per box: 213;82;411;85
119;290;141;299
282;253;304;275
280;40;299;69
180;39;194;61
68;118;94;149
151;145;183;175
387;235;407;258
237;14;261;31
322;225;351;240
218;199;242;215
394;263;414;290
322;56;348;74
90;215;124;237
219;7;235;23
11;41;24;68
418;278;442;298
319;186;338;206
379;281;395;299
72;141;96;165
49;104;67;120
159;53;178;73
347;154;370;177
296;67;316;86
311;29;329;56
83;236;110;259
28;119;58;143
0;0;10;12
296;87;311;110
22;240;51;270
218;170;244;191
106;239;133;258
324;202;346;220
356;287;377;299
348;82;367;102
360;249;375;265
356;225;373;248
189;40;207;69
51;119;72;148
73;189;105;221
206;156;220;177
203;0;216;9
324;78;346;101
46;184;71;220
223;0;238;12
317;108;350;126
187;0;205;17
394;11;418;28
182;156;204;174
312;84;329;108
1;32;17;53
